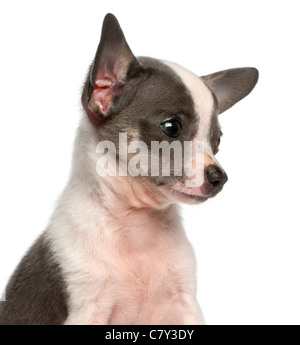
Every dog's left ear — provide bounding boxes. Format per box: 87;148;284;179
202;67;259;114
82;13;141;124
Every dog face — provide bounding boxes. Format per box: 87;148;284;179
81;14;258;205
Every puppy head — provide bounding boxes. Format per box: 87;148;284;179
81;14;258;207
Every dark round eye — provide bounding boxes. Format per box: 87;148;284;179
217;131;223;147
160;120;181;138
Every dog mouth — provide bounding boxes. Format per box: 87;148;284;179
170;187;223;204
170;190;208;203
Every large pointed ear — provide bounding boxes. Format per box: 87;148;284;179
82;13;141;124
202;67;259;114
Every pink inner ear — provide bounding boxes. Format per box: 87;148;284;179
93;78;114;114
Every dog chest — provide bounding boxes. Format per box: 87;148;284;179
62;216;195;324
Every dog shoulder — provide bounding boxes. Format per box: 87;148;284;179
0;234;69;325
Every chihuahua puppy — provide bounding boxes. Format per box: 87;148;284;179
0;14;258;325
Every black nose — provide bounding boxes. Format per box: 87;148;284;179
205;164;228;195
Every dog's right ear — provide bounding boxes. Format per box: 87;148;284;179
82;13;141;125
202;67;259;115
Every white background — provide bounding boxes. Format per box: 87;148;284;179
0;0;299;325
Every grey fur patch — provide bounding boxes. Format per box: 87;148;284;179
0;234;68;325
208;98;222;154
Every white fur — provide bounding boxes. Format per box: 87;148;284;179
46;113;205;325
